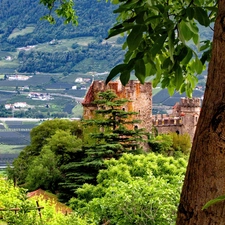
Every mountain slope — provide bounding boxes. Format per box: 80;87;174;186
0;0;116;49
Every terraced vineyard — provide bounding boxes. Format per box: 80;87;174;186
0;119;41;167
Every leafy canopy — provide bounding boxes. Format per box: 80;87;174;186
0;175;91;225
70;153;187;224
106;0;217;96
40;0;217;96
40;0;78;24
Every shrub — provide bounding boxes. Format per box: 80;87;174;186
70;153;187;225
170;132;191;155
149;133;191;156
0;176;92;225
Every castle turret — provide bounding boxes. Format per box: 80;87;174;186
82;80;152;132
152;97;201;141
178;97;201;140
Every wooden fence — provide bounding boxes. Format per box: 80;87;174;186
0;201;44;219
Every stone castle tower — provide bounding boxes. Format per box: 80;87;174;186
82;80;201;141
152;97;201;141
82;80;152;132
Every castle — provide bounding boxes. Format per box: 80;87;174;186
152;97;201;140
82;80;201;141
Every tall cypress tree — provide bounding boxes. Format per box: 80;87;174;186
59;90;146;201
82;90;146;182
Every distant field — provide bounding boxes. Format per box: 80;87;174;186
0;74;52;87
0;51;13;57
35;37;95;52
0;60;18;68
65;37;95;46
0;144;25;154
0;68;16;73
0;119;40;148
8;26;35;39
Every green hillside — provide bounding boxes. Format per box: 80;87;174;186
0;0;124;74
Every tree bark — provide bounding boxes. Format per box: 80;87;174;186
176;1;225;224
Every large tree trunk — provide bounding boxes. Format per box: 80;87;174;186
176;1;225;224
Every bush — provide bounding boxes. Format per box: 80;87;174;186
149;133;191;156
148;134;173;154
70;153;187;225
170;132;191;155
0;176;92;225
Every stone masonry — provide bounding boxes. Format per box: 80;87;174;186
82;80;201;141
152;97;201;141
82;80;152;132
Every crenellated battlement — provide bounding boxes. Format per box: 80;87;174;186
82;80;201;142
180;97;201;108
82;80;152;132
152;114;182;126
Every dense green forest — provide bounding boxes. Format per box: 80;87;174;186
17;42;123;73
0;0;124;74
4;112;190;225
0;0;115;48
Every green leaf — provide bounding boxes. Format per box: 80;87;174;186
113;0;140;13
168;30;175;62
107;25;134;39
106;64;127;84
127;25;145;51
144;15;162;24
162;57;173;70
202;195;225;210
175;65;183;90
186;7;195;20
177;23;185;44
193;7;210;26
186;87;193;98
145;58;157;76
167;84;175;96
111;0;119;4
179;20;193;41
178;45;189;62
161;77;170;89
195;58;203;74
192;33;200;46
152;78;160;88
180;83;186;93
151;34;167;57
181;48;193;65
135;59;146;84
200;40;211;51
145;63;151;77
120;71;130;86
126;58;136;71
186;21;199;34
187;74;198;89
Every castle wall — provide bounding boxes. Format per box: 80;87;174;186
82;81;201;142
82;80;152;132
152;98;201;141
